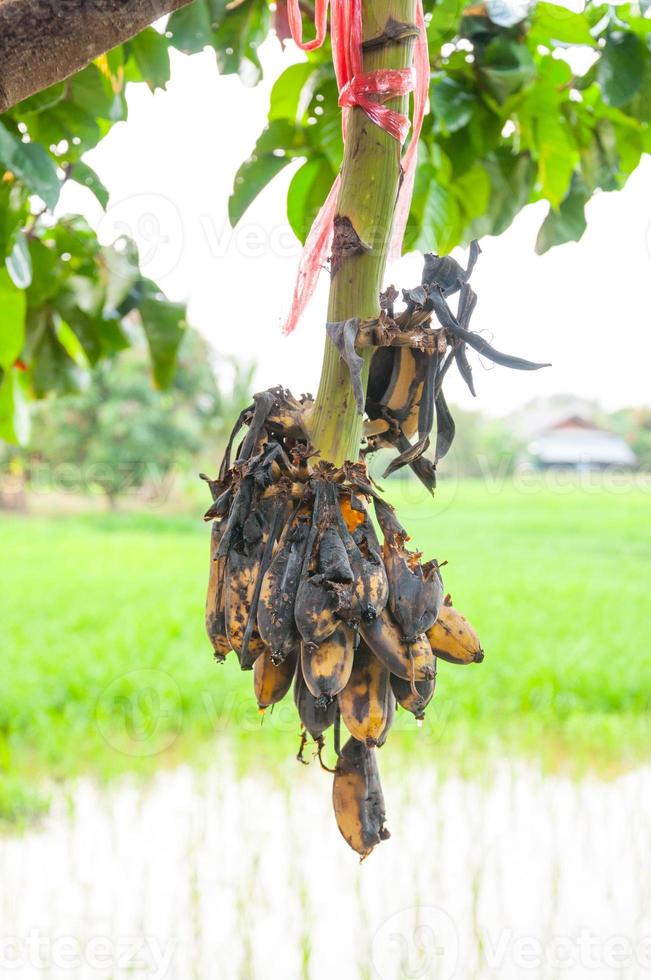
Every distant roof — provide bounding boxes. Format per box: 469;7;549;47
548;415;599;432
528;417;636;466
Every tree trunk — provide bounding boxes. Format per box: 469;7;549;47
0;0;193;113
306;0;417;465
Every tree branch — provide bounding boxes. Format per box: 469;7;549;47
0;0;194;114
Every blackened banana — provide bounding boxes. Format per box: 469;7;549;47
295;575;343;645
332;737;390;858
338;641;394;747
390;673;435;719
301;621;355;704
332;487;388;625
294;662;337;740
254;645;297;709
223;510;269;668
375;498;443;643
257;516;310;662
205;522;231;662
360;609;436;689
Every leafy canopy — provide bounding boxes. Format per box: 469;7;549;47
1;0;649;442
4;327;256;504
231;0;651;256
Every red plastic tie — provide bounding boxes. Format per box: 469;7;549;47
338;68;415;144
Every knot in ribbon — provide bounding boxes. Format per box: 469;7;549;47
338;68;416;144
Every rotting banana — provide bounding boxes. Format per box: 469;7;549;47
427;595;484;665
332;737;390;859
338;641;394;747
257;515;310;663
360;608;436;689
301;621;355;705
294;575;344;646
254;645;298;709
205;522;231;663
376;498;443;643
390;673;435;719
335;494;389;625
294;663;337;741
224;511;270;669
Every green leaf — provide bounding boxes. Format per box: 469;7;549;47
469;151;536;238
129;28;172;92
68;64;122;122
211;0;271;86
305;77;344;170
229;120;305;226
425;184;463;255
167;1;213;54
597;33;647;108
431;77;475;134
286;157;335;243
53;317;90;368
0;370;29;444
139;287;187;389
530;3;595;46
26;240;60;307
478;37;537;102
69;161;110;208
6;232;32;289
0;268;26;369
428;0;466;43
535;179;589;254
0;123;60;209
14;82;66;115
28;327;86;398
536;114;578;208
103;239;141;314
269;64;316;122
453;164;491;227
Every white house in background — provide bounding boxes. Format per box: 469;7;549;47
527;416;637;470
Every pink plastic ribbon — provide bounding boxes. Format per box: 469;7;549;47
339;68;416;144
283;0;429;334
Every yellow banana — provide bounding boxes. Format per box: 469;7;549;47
427;596;484;665
338;642;394;747
332;737;390;858
254;645;298;709
301;621;355;705
360;608;436;690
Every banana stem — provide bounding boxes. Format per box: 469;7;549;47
306;0;418;465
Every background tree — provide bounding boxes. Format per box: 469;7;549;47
611;406;651;469
3;328;255;508
0;0;649;443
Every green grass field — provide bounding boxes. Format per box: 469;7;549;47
2;478;650;822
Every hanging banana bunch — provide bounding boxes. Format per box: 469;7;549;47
202;246;544;859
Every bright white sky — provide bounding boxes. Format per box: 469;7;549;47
61;37;651;416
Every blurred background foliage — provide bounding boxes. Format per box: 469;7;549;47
1;0;650;443
0;329;254;509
